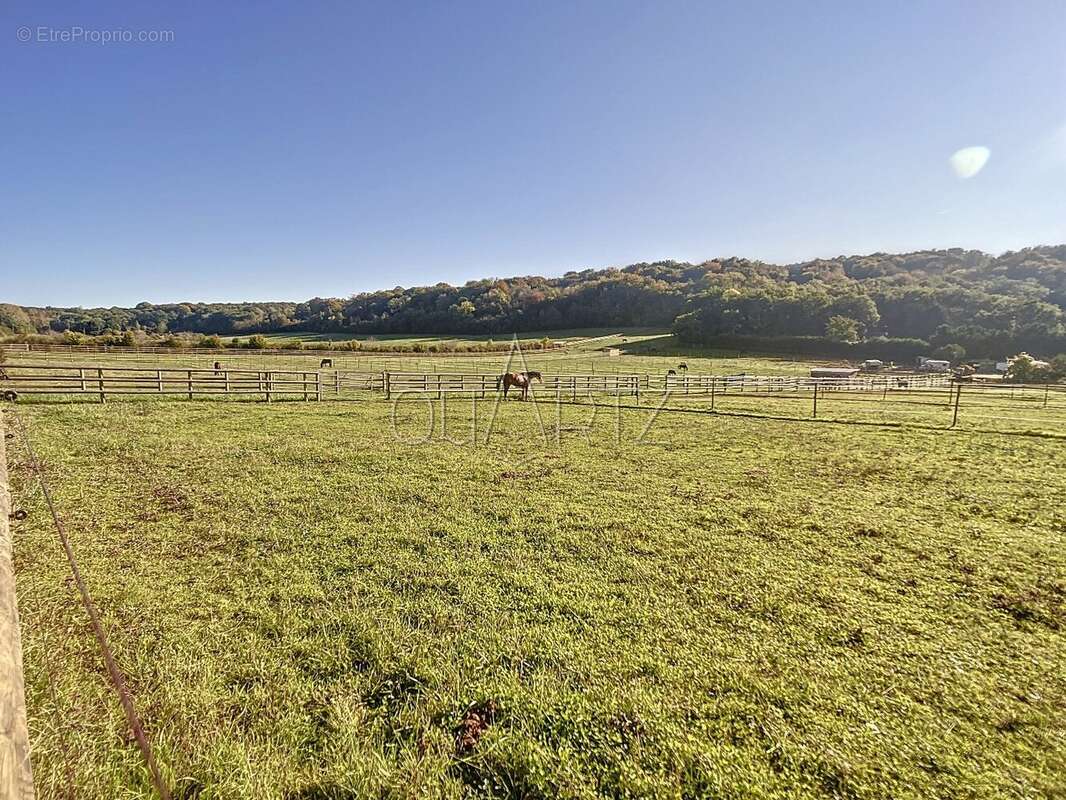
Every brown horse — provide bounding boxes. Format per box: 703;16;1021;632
496;371;542;400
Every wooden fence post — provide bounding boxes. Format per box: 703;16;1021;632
812;382;818;418
79;368;86;393
157;370;164;394
187;370;193;401
384;371;391;400
951;382;962;428
97;368;105;403
0;413;36;800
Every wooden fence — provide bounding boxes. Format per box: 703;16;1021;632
0;363;973;405
383;370;953;398
1;341;564;359
0;414;34;799
0;364;383;402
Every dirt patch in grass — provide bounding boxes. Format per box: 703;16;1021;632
455;699;499;754
992;580;1065;630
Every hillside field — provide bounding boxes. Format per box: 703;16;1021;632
4;397;1064;799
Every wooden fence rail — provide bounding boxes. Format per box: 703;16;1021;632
4;342;561;359
3;365;1056;407
0;365;383;403
383;370;954;398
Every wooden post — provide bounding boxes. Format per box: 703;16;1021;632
710;379;716;411
0;414;36;800
157;370;163;394
384;371;391;400
303;372;309;402
224;371;230;394
79;368;86;393
97;368;105;403
265;372;272;403
951;382;962;428
187;370;193;401
812;382;818;418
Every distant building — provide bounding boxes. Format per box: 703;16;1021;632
810;367;859;378
860;359;884;372
916;357;951;373
601;347;621;357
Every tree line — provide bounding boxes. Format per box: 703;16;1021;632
3;246;1065;359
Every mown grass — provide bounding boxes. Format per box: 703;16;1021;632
5;399;1064;799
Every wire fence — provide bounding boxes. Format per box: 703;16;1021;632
2;363;1062;436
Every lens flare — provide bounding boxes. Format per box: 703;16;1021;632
949;146;990;178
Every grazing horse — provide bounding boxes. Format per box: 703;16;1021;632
320;358;333;368
213;361;223;375
678;362;689;371
496;371;542;400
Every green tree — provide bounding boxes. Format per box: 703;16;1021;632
0;304;35;334
1004;352;1050;383
825;315;861;342
933;343;966;363
1049;354;1066;381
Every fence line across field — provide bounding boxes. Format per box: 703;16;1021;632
0;364;1029;402
0;364;385;402
383;370;954;396
1;363;1059;407
1;364;1063;437
2;341;571;359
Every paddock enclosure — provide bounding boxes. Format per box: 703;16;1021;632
0;348;1064;799
2;350;1065;438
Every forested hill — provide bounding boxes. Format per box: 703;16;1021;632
3;246;1066;357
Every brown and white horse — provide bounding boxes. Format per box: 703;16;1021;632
497;371;542;400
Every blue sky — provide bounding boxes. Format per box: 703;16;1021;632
2;1;1064;307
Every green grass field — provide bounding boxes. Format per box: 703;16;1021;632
255;328;665;347
5;398;1064;799
6;336;841;378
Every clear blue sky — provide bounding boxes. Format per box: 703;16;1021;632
2;1;1064;307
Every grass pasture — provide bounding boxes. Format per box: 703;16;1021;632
255;328;665;348
5;340;847;381
5;398;1065;799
